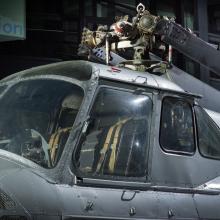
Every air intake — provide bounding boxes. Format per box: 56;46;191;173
0;189;16;210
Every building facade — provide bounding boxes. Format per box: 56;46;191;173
0;0;220;90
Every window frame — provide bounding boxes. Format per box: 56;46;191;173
159;96;197;156
194;105;220;161
72;80;154;183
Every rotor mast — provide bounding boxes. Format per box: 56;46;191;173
78;3;220;77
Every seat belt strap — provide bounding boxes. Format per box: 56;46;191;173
96;124;117;173
108;119;129;173
49;127;71;164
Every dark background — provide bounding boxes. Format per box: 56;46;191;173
1;0;220;90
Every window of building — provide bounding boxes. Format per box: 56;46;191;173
84;0;93;16
160;97;195;154
115;0;136;17
183;56;200;79
208;3;220;34
97;1;114;18
195;106;220;160
183;0;195;30
75;87;152;178
156;0;175;17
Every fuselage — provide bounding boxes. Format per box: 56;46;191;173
0;60;220;219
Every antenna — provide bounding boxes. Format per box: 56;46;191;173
105;33;111;65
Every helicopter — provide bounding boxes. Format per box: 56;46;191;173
1;3;220;220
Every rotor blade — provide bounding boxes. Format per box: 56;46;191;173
155;19;220;77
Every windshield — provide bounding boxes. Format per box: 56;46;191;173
0;79;84;168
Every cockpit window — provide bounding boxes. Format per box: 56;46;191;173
75;87;152;178
195;106;220;160
160;97;195;154
0;79;84;168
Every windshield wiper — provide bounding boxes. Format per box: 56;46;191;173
78;178;220;195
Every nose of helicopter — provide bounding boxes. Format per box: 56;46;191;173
0;150;62;218
0;153;31;217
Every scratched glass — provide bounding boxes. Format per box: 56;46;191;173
0;79;83;168
195;106;220;160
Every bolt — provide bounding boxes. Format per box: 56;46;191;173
85;201;94;211
168;209;174;218
129;207;136;216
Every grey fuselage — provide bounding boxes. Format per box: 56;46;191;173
0;60;220;220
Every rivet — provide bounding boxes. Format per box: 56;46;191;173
168;209;174;218
129;207;136;216
85;200;94;211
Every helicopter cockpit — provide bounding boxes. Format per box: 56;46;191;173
0;78;84;168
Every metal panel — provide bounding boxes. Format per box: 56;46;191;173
151;93;220;188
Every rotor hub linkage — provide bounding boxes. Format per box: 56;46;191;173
78;3;173;71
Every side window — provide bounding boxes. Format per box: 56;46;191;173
75;87;152;178
195;106;220;160
160;97;195;154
